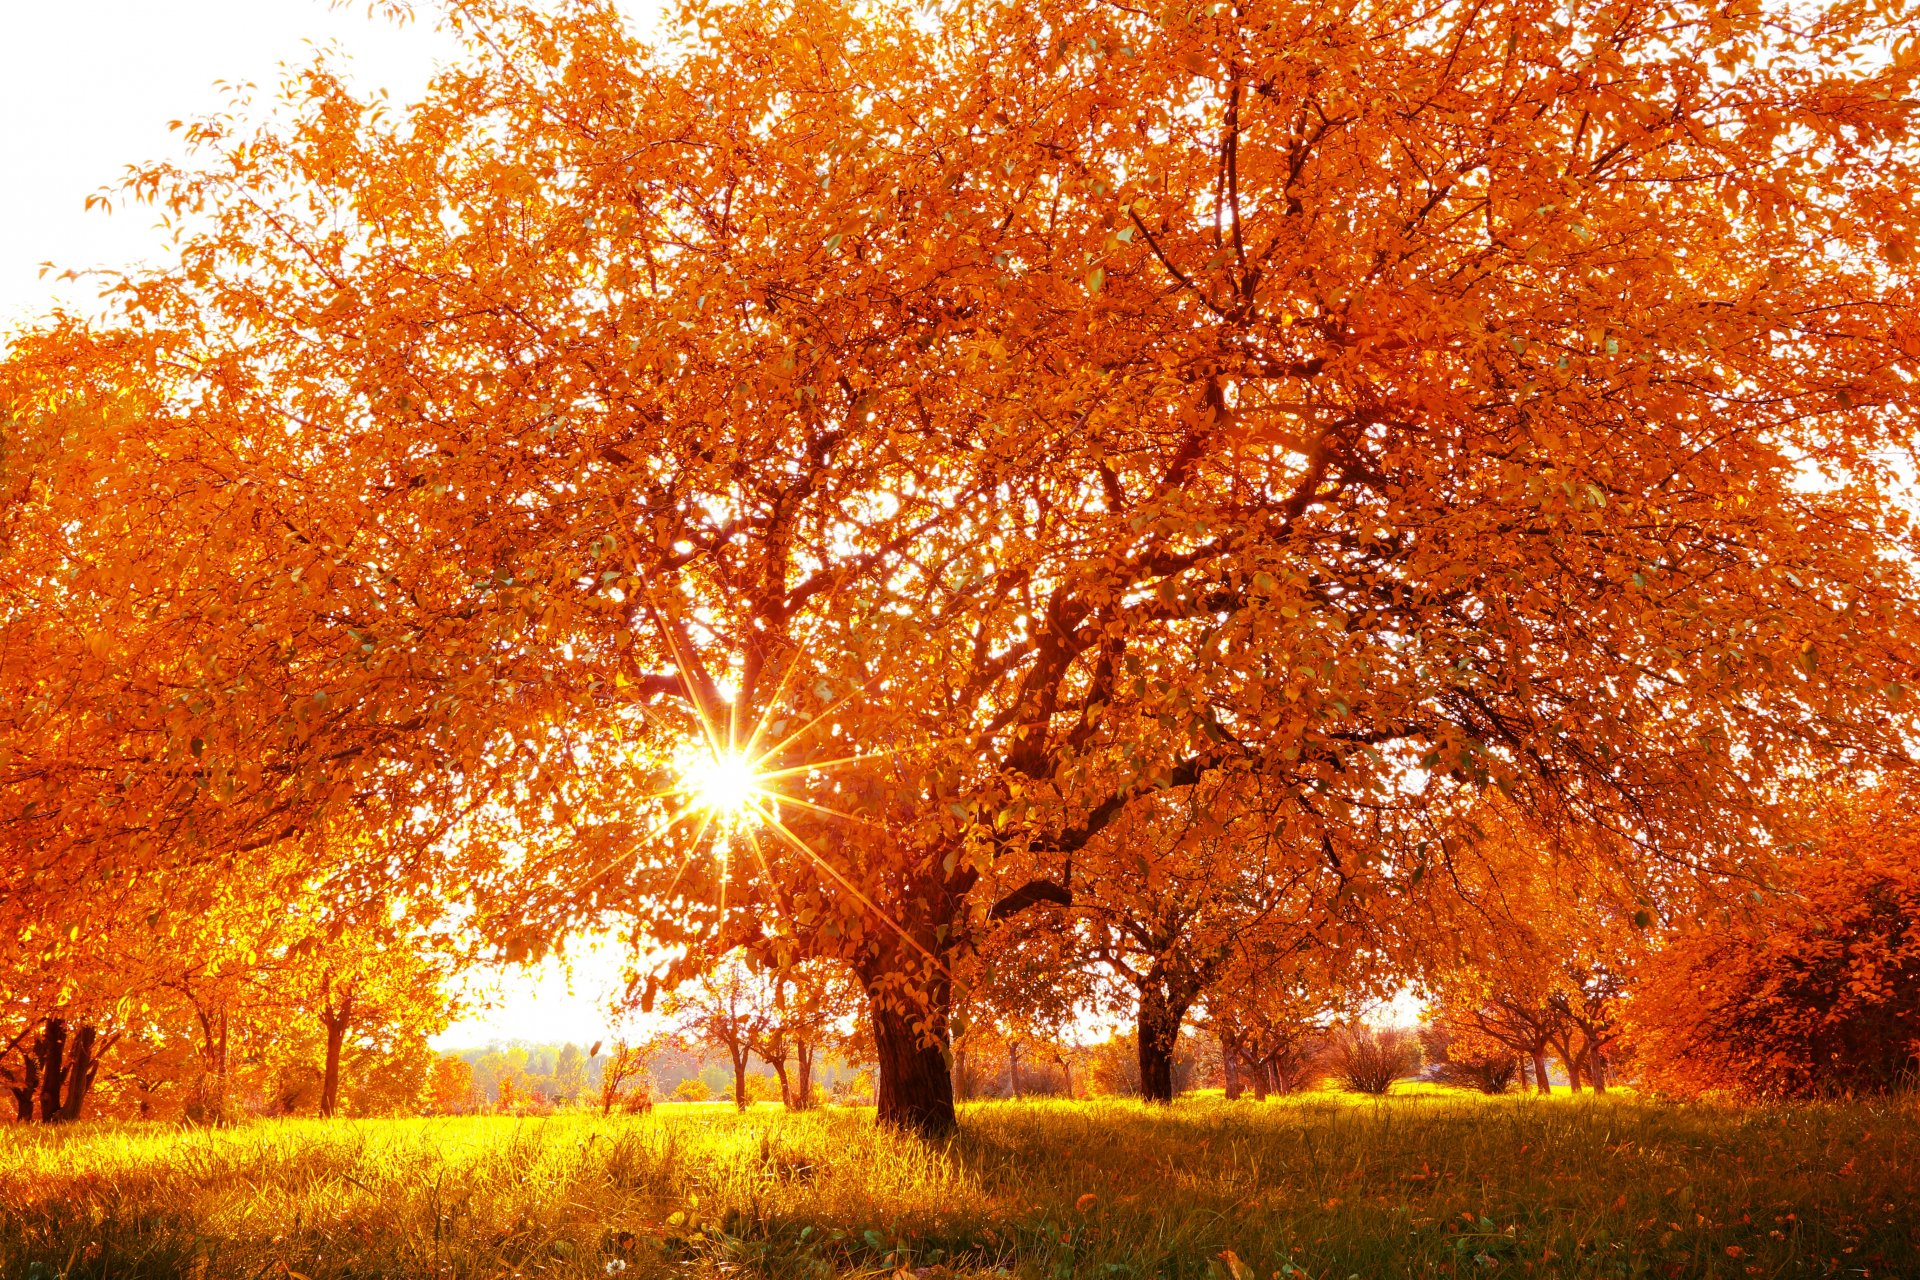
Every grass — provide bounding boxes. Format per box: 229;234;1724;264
3;1092;1916;1280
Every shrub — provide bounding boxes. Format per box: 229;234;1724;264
1435;1055;1521;1095
1631;795;1920;1100
673;1078;712;1102
1329;1027;1422;1095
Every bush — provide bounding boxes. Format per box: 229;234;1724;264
673;1078;712;1102
1329;1027;1422;1095
1631;799;1920;1100
1435;1056;1521;1095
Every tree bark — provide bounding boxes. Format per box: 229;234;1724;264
771;1055;792;1107
1221;1035;1243;1100
1136;988;1185;1104
320;1015;349;1117
1007;1041;1021;1098
37;1019;65;1125
792;1042;815;1110
731;1045;750;1111
1531;1049;1552;1095
56;1026;95;1121
869;996;956;1137
10;1049;39;1122
1588;1046;1608;1093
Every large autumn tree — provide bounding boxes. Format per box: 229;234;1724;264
4;0;1918;1135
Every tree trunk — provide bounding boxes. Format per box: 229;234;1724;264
1061;1055;1075;1101
1007;1041;1020;1098
1531;1050;1552;1095
37;1019;65;1125
869;996;956;1137
1221;1036;1243;1100
732;1046;750;1111
1251;1052;1271;1101
771;1056;792;1107
1588;1045;1608;1094
320;1016;348;1118
56;1025;99;1121
10;1049;39;1122
792;1042;815;1110
1136;988;1184;1104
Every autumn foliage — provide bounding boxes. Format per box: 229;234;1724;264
2;0;1919;1132
1629;787;1920;1100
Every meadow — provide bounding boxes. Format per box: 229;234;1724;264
4;1093;1915;1280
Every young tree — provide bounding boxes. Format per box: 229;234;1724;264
664;955;772;1113
4;0;1917;1138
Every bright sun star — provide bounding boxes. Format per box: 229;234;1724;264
680;747;766;825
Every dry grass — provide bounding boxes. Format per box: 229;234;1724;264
3;1092;1916;1279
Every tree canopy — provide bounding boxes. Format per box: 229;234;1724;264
3;0;1917;1132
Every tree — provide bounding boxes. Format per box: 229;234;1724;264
554;1043;587;1104
4;0;1917;1137
664;955;773;1112
284;921;455;1119
1630;787;1920;1100
593;1038;657;1116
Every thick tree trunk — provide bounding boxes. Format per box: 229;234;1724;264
1007;1041;1020;1098
56;1026;99;1121
10;1054;38;1122
1589;1046;1608;1094
320;1017;348;1118
772;1056;792;1107
37;1019;65;1124
1531;1050;1552;1095
1136;989;1185;1104
1221;1036;1243;1100
870;997;956;1137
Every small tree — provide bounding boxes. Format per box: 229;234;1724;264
594;1039;656;1117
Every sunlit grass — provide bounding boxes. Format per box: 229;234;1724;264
4;1093;1915;1279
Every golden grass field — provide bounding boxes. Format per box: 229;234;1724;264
4;1091;1915;1280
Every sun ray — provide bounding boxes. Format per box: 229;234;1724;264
741;646;814;760
756;790;891;830
751;802;949;976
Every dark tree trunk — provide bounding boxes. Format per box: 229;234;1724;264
731;1046;750;1111
56;1025;99;1121
1061;1055;1075;1100
870;996;956;1137
771;1055;792;1107
10;1050;38;1122
1531;1049;1552;1095
1136;988;1186;1104
1221;1035;1243;1100
37;1019;65;1125
320;1016;348;1118
1252;1053;1271;1101
792;1042;815;1110
1589;1045;1608;1093
1007;1041;1021;1098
